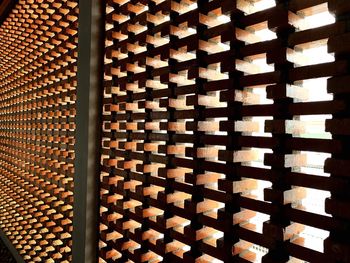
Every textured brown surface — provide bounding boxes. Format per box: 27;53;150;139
99;0;350;262
0;0;78;262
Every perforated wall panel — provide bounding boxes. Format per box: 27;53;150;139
0;0;78;262
98;1;350;262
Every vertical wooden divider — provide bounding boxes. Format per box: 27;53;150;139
73;0;104;262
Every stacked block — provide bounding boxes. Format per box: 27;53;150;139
100;1;350;263
0;0;78;262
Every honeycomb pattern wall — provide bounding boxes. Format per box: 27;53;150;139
1;0;350;262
